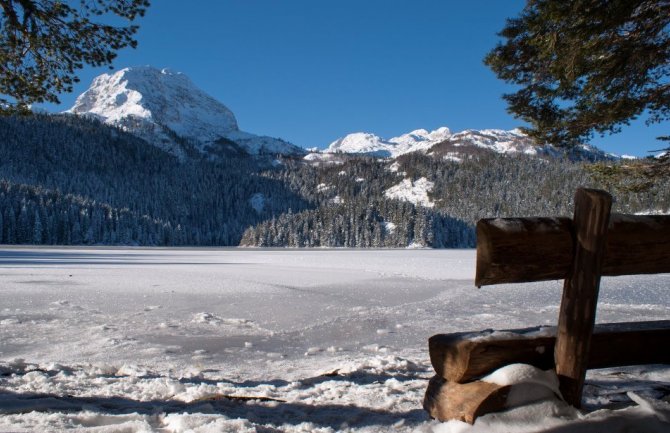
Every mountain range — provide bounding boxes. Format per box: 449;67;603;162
1;66;665;248
321;128;613;162
65;66;614;164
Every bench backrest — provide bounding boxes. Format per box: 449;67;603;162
475;188;670;405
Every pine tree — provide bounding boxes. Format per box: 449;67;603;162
0;0;150;112
485;0;669;151
32;209;42;244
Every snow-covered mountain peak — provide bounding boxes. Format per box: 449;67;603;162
69;66;239;138
67;66;304;158
322;125;613;162
328;132;388;156
326;127;453;158
390;127;452;147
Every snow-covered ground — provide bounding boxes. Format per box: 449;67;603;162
0;247;668;432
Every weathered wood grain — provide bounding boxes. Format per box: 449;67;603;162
429;320;670;383
423;375;510;424
602;213;670;276
475;213;670;287
476;217;573;287
429;330;554;383
555;188;612;407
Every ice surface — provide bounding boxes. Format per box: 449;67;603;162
0;247;668;432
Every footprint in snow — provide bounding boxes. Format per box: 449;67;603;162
192;312;255;328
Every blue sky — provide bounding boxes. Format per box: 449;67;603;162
44;0;666;156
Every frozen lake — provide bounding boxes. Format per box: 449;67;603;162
1;247;669;432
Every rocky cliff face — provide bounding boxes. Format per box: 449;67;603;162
67;66;305;159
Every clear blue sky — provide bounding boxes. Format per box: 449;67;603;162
43;0;666;156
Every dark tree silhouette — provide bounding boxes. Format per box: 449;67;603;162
485;0;669;149
0;0;149;113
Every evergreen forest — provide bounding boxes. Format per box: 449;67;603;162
1;115;668;248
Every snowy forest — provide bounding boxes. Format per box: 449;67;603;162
1;114;669;248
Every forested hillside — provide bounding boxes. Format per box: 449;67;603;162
241;152;670;247
1;115;668;247
0;115;309;245
0;180;176;245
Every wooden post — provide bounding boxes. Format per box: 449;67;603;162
554;188;612;407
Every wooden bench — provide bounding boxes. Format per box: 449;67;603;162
423;188;670;423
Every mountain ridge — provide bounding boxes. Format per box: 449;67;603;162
65;65;618;164
67;66;305;159
1;114;667;248
321;127;616;162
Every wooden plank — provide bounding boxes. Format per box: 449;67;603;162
475;213;670;287
475;217;573;287
555;188;612;407
587;321;670;368
603;214;670;276
429;320;670;383
423;375;510;424
429;329;554;383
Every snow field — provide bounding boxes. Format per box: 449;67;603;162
0;248;669;432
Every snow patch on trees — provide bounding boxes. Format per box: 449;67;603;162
385;177;435;208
